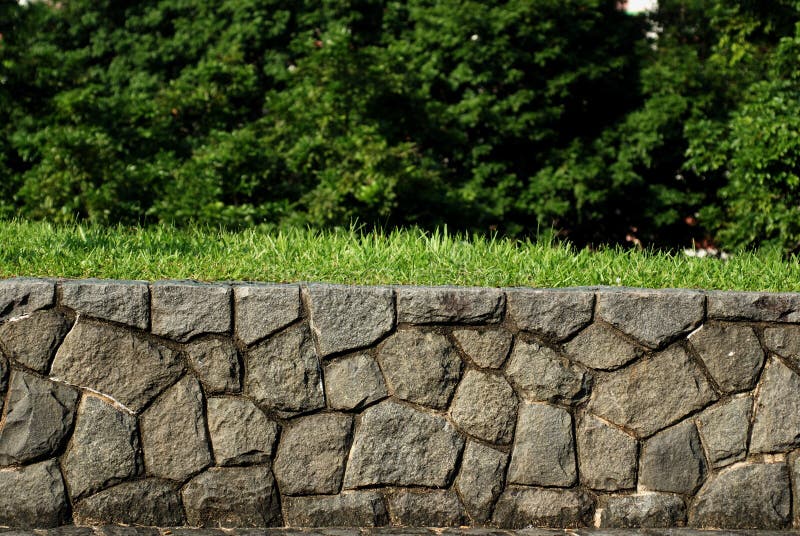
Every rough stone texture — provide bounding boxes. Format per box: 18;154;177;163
386;489;467;526
234;284;301;346
793;451;800;528
598;493;686;528
396;286;504;324
695;396;752;468
508;403;576;487
639;420;706;495
764;324;800;367
140;375;211;481
506;289;594;341
587;345;716;437
576;414;637;491
0;371;78;465
72;479;185;526
324;352;387;410
450;370;517;444
0;460;68;528
492;487;593;529
151;281;232;342
186;337;241;394
455;441;508;523
0;354;6;415
564;323;643;371
62;395;140;500
181;466;282;527
206;397;278;466
708;290;800;322
306;284;394;357
282;492;389;527
245;323;324;418
377;330;462;410
51;319;182;413
0;310;72;373
274;413;353;495
505;340;590;405
0;278;54;322
750;356;800;453
688;323;764;393
596;289;705;349
343;400;464;488
689;462;791;529
61;279;149;329
453;329;513;369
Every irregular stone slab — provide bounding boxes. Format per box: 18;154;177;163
324;352;387;410
386;489;467;526
207;397;278;466
234;283;301;346
0;278;54;322
639;420;706;494
708;291;800;322
274;413;353;495
0;459;68;528
750;357;800;453
283;492;389;527
245;323;324;418
0;310;72;373
0;371;78;465
140;375;211;481
450;370;517;444
61;279;149;329
453;329;513;369
51;319;182;413
577;414;637;491
563;323;643;370
688;323;764;392
505;340;590;405
598;493;686;528
73;479;185;526
306;284;394;356
508;403;576;487
492;487;593;529
695;396;752;468
689;462;791;529
343;400;464;488
182;466;282;527
62;395;140;499
587;345;716;437
506;289;594;341
455;441;508;523
151;281;232;342
396;286;504;324
186;337;241;394
764;325;800;367
377;330;462;409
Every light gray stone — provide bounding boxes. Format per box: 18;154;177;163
598;493;686;528
283;492;389;527
186;337;241;394
688;323;764;392
492;487;593;529
73;479;185;526
764;325;800;367
140;375;211;481
0;459;68;528
587;345;716;437
182;466;282;527
0;278;54;322
61;279;149;329
453;329;513;369
597;289;704;348
750;357;800;453
343;400;464;488
455;441;508;523
0;371;78;465
506;289;594;341
377;330;462;410
51;319;183;413
508;403;576;487
707;291;800;322
639;420;706;494
274;413;353;495
505;340;590;405
234;284;301;346
151;281;232;342
450;370;517;444
0;310;72;373
396;286;504;324
386;489;467;526
564;323;643;370
306;284;394;357
695;396;752;468
207;397;278;466
324;352;387;410
577;414;637;491
245;323;325;418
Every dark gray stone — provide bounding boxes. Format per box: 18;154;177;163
639;420;706;494
234;283;301;346
764;325;800;367
0;371;78;465
587;345;716;437
274;413;353;495
689;462;791;529
44;527;101;536
0;354;6;415
792;451;800;528
324;352;387;410
505;340;590;405
51;319;183;413
386;489;467;526
577;414;637;491
306;284;395;357
377;330;462;410
61;279;149;329
151;281;232;342
0;459;68;528
94;527;161;536
207;396;278;466
750;357;800;454
506;289;594;341
0;310;72;373
453;329;513;369
343;400;464;488
282;492;389;527
185;337;241;394
492;487;593;529
396;286;504;324
598;493;686;528
181;466;282;527
450;370;517;444
695;396;752;468
564;323;643;371
707;291;800;322
688;323;764;393
508;403;576;487
73;478;185;526
0;278;54;322
454;441;508;523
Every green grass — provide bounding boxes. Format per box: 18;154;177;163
1;220;799;290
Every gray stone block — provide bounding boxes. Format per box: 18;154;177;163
598;493;686;528
454;441;508;523
396;286;504;324
453;328;513;369
577;414;637;491
639;420;706;495
386;489;467;526
0;310;72;373
508;403;576;487
564;323;643;370
324;352;387;410
282;492;389;527
0;460;68;528
492;487;593;529
61;279;149;329
688;323;764;392
151;281;231;342
450;369;517;444
695;396;752;468
0;278;55;322
186;337;241;394
207;396;278;466
506;288;594;341
72;479;185;526
764;324;800;367
750;356;800;454
234;283;301;346
505;340;590;405
707;291;800;322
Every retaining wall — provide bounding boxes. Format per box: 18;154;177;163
1;278;800;530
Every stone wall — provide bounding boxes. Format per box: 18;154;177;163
1;278;800;530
